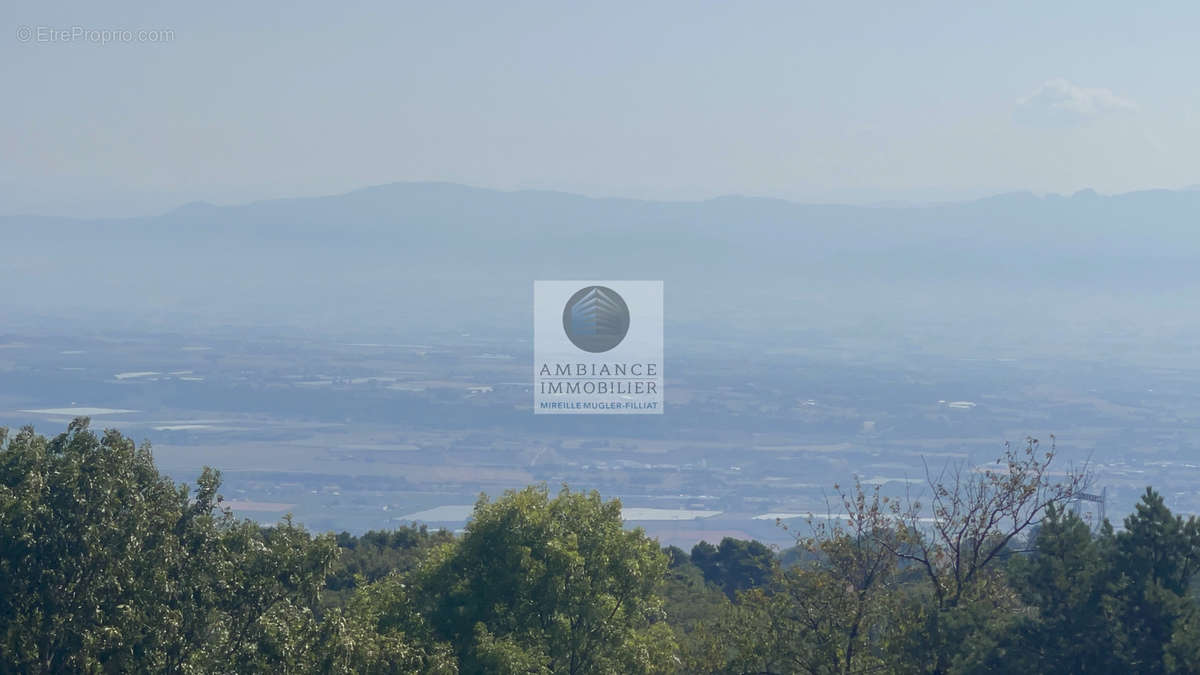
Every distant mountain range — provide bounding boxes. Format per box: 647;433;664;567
11;181;1200;254
5;182;1200;344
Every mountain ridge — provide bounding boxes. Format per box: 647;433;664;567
10;181;1200;224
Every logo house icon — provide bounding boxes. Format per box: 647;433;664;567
562;285;630;353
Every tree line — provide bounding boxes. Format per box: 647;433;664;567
2;420;1200;673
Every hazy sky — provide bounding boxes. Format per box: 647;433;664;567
4;1;1198;216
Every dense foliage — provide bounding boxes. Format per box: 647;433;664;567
323;525;454;616
4;421;1200;673
0;420;340;673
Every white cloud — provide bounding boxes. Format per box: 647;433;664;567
1016;78;1138;126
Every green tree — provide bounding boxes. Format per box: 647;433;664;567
0;420;339;673
660;549;730;670
881;437;1083;673
1107;488;1200;674
691;538;776;599
695;480;899;675
413;485;676;674
310;573;458;674
322;525;454;616
984;490;1200;674
0;421;190;672
1002;504;1117;673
